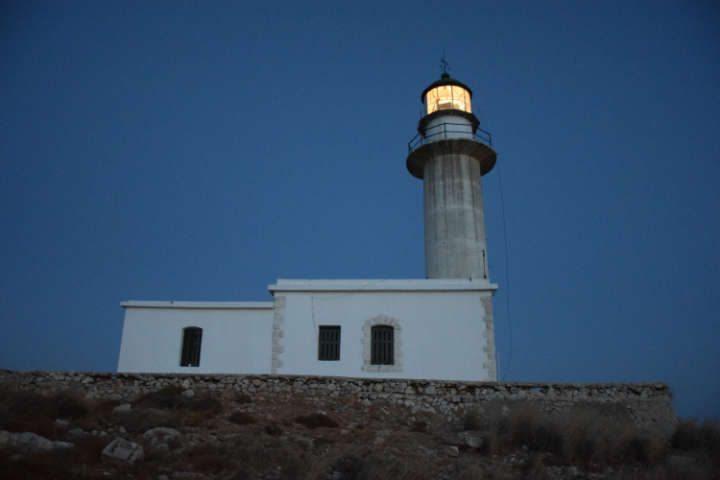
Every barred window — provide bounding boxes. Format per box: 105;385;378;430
371;325;394;365
318;326;340;361
180;327;202;367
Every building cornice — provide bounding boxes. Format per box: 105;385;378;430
120;301;273;310
268;278;498;293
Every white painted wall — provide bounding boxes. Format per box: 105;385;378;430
270;279;497;381
117;302;273;374
117;280;497;381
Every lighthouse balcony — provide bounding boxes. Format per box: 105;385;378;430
408;121;493;153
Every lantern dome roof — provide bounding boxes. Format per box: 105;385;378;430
420;72;473;102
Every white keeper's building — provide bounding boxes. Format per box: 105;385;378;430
118;71;500;381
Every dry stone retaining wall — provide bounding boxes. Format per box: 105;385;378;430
0;370;675;433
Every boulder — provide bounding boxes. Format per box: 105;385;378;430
54;440;74;450
290;434;314;448
143;427;181;451
458;430;484;449
444;445;460;457
113;403;132;414
0;430;73;452
67;428;87;440
172;473;206;479
438;432;463;446
440;430;484;449
102;437;144;465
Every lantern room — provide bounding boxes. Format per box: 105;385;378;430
410;72;480;149
421;72;473;114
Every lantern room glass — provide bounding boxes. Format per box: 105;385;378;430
425;85;472;115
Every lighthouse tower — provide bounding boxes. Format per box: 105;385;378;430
407;70;497;279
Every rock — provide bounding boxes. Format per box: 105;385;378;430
182;389;194;398
154;443;170;454
373;429;391;445
143;427;181;451
458;430;484;449
113;403;132;414
172;472;206;479
0;430;73;452
17;432;54;451
67;428;87;440
439;432;463;446
291;434;315;448
54;440;73;449
444;445;460;457
668;454;696;469
55;418;70;427
102;437;144;465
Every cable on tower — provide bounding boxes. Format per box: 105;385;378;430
496;156;513;381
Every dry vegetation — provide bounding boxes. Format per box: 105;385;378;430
0;383;718;479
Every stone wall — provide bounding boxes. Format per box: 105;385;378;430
0;370;675;434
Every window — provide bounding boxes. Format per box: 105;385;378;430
371;325;394;365
180;327;202;367
425;85;471;114
362;316;402;372
318;326;340;361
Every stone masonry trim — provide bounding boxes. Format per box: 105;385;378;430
271;295;286;374
361;315;403;373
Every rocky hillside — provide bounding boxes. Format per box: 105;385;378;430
0;383;718;479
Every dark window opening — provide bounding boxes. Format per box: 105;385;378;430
371;325;394;365
181;327;202;367
318;326;341;361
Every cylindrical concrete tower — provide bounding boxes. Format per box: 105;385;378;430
407;72;497;279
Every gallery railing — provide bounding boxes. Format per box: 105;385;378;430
408;122;493;153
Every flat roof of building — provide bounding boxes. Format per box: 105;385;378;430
120;301;273;309
268;278;498;292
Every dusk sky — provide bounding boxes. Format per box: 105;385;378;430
2;1;719;419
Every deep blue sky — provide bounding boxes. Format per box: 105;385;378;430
2;1;718;419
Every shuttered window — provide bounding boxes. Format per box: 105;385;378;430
180;327;203;367
318;326;341;361
371;325;394;365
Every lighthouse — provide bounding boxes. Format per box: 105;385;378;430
118;67;498;381
407;71;497;279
